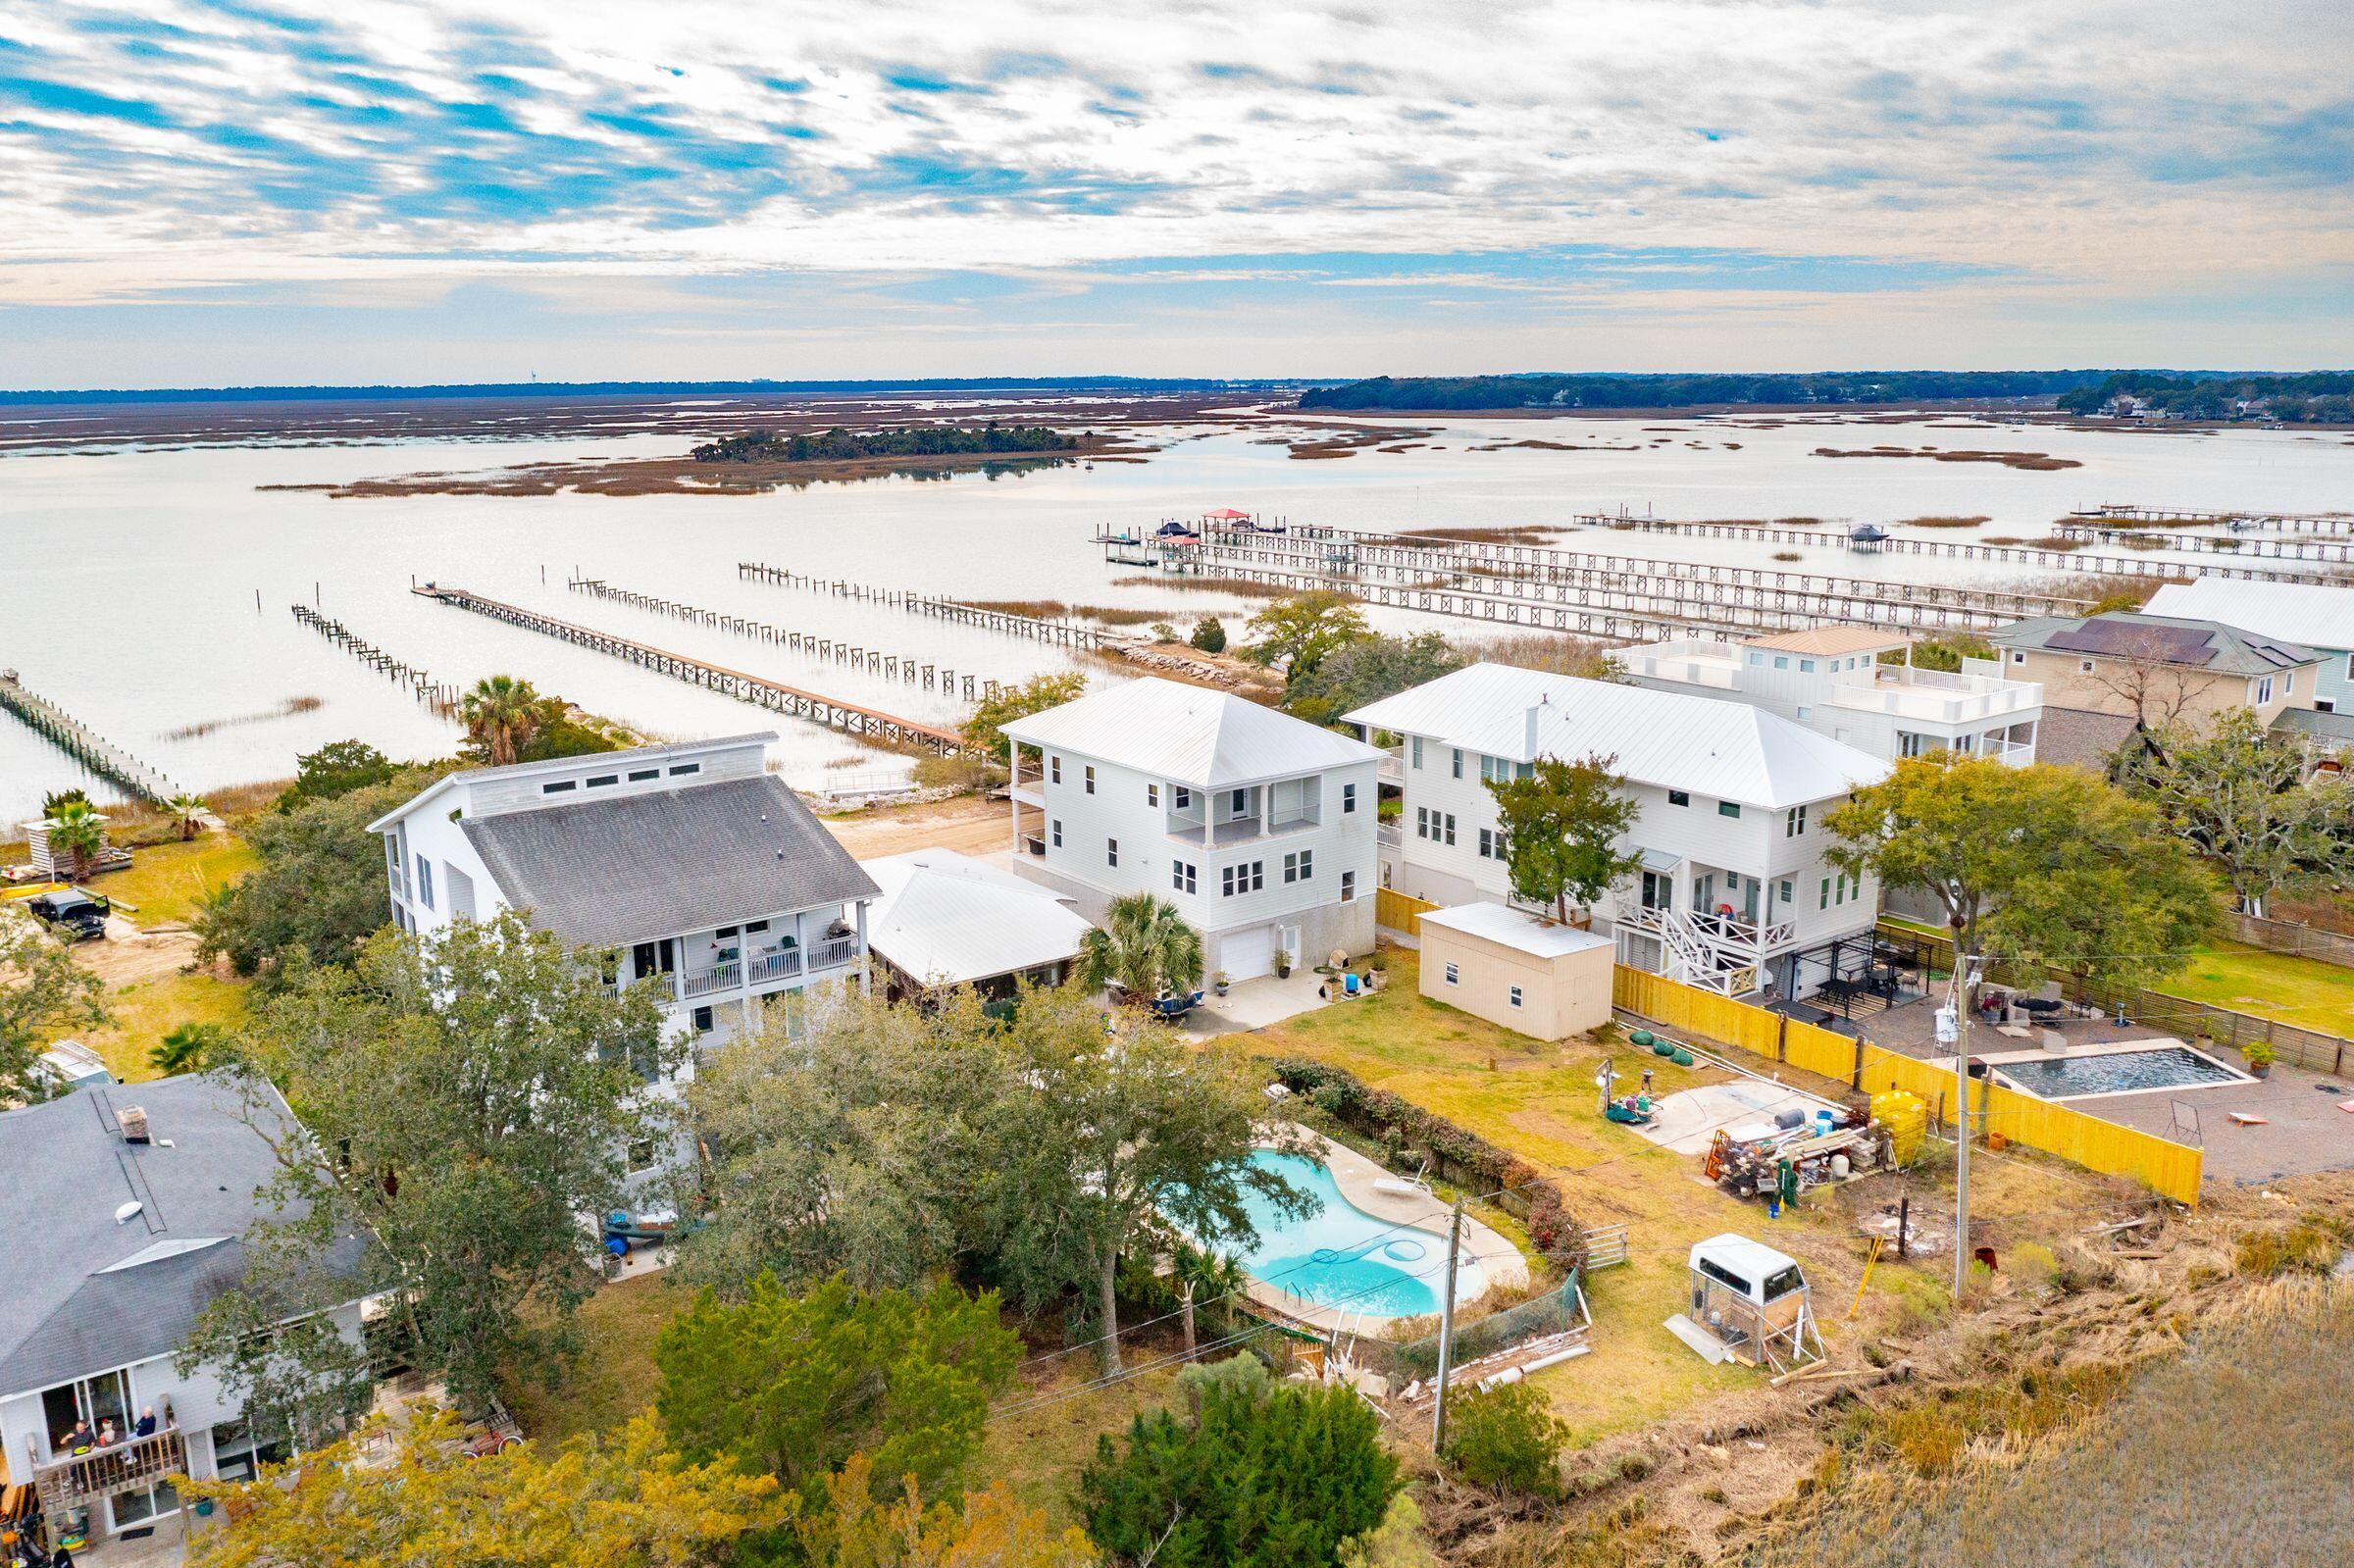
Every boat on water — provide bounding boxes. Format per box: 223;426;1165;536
1848;524;1890;546
1154;519;1202;541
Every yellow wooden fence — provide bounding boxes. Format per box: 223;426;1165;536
1376;887;1441;936
1612;965;2203;1206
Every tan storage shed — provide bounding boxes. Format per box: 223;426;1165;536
1418;903;1613;1041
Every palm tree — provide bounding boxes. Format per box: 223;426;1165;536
43;799;107;882
165;792;208;840
150;1022;222;1076
459;675;543;767
1078;892;1205;1001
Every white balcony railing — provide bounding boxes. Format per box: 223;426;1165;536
805;936;859;971
682;961;742;999
748;948;803;986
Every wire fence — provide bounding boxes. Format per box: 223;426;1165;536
1352;1274;1587;1384
2219;910;2354;970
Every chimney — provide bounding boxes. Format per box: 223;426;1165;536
119;1105;150;1144
1524;699;1544;759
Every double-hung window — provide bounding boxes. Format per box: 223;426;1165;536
1050;819;1062;849
1172;860;1197;894
1452;748;1463;780
1106;838;1118;868
415;854;435;911
1442;813;1457;846
1443;962;1460;986
1416;806;1431;839
1085;765;1097;794
1343;782;1357;814
1148;783;1159;807
1509;986;1523;1010
1340;871;1356;902
1785;804;1806;837
1050;755;1062;784
1282;849;1313;884
1410;736;1423;769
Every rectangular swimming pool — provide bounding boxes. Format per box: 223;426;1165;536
1993;1045;2248;1100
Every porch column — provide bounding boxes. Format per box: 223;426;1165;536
1008;748;1021;854
855;898;870;994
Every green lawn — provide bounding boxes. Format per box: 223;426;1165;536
502;1270;689;1443
2157;940;2354;1037
94;833;259;928
82;967;250;1083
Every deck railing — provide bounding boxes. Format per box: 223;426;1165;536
682;960;742;999
30;1425;186;1515
747;948;803;986
805;936;859;971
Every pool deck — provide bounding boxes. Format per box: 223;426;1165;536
1247;1126;1530;1333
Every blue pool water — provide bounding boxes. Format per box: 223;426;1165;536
1995;1046;2247;1099
1234;1150;1446;1319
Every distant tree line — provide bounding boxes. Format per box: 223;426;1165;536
691;423;1083;463
2056;371;2354;423
1296;370;2111;412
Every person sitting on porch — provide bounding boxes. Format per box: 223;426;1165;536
133;1408;157;1439
58;1419;92;1455
95;1419;117;1448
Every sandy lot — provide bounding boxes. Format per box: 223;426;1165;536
819;793;1009;860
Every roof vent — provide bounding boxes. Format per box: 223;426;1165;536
119;1105;151;1144
114;1200;144;1226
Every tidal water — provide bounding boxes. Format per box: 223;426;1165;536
4;411;2349;825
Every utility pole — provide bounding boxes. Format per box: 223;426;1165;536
1939;942;1976;1296
1430;1197;1465;1453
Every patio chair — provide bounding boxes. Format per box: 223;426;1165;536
2167;1100;2202;1146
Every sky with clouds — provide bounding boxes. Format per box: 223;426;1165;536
1;0;2348;387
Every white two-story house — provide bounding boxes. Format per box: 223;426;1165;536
1;1076;372;1549
368;733;879;1055
1002;678;1383;983
1349;663;1892;999
1617;626;2043;767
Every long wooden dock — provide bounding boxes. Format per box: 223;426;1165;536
736;562;1124;649
413;585;974;755
2052;522;2354;562
290;604;460;715
0;670;188;808
1557;513;2327;582
1180;527;2073;635
2071;503;2354;536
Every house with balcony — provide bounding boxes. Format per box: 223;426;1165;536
1001;678;1383;982
1349;663;1891;998
368;733;879;1057
0;1076;372;1549
1617;626;2043;766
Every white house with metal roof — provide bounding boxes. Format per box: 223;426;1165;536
367;733;878;1055
0;1076;372;1546
1349;664;1891;997
1617;626;2044;767
860;848;1094;1000
1001;678;1384;982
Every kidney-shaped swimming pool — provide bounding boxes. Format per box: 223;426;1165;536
1230;1149;1479;1320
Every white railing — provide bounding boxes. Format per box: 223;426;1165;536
682;961;742;999
805;936;859;971
1830;665;2041;726
748;948;802;985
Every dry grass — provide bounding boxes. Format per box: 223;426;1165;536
1454;632;1619;679
2022;534;2085;551
1743;1280;2354;1567
80;966;249;1084
1111;574;1294;600
87;834;260;927
1397;526;1563;545
1897;514;1989;529
1771;551;1803;562
501;1270;688;1443
967;599;1169;627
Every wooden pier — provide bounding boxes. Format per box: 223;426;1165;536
2052;522;2354;562
1558;513;2328;582
0;669;188;809
737;562;1123;650
2070;503;2354;537
571;577;999;700
414;585;974;755
290;604;460;715
1180;527;2078;636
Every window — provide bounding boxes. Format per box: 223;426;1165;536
1410;736;1423;769
1148;783;1159;807
1834;875;1847;906
1796;705;1812;721
1785;804;1806;837
1282;849;1313;883
669;762;700;777
1085;765;1097;794
692;1005;714;1034
1172;860;1197;894
1773;655;1789;670
1246;860;1263;892
1747;652;1764;666
1509;985;1523;1009
1106;838;1118;868
1050;755;1061;784
1341;870;1356;902
2078;659;2095;674
746;919;769;933
1050;819;1062;849
1819;877;1831;911
1176;786;1192;809
586;774;618;789
1478;754;1532;784
1221;861;1264;897
2012;651;2026;664
626;1136;656;1172
1478;828;1509;861
1283;851;1300;884
1343;782;1357;814
2283;671;2294;694
629;768;660;782
1799;658;1816;673
1718;800;1741;819
2255;676;2275;705
414;854;435;910
1778;879;1793;904
1443;813;1457;846
1452;747;1463;779
1230;788;1247;814
1443;962;1460;986
1667;789;1690;807
1415;806;1430;839
541;779;576;794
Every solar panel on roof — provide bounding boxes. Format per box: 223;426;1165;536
2045;623;2216;664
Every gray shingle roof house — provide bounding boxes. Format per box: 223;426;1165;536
0;1076;370;1537
368;733;880;1056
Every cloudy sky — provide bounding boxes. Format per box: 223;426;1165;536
1;0;2348;387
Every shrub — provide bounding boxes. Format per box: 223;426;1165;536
1191;616;1228;653
1443;1383;1567;1496
2234;1214;2349;1277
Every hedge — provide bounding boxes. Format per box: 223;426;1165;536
1261;1056;1587;1275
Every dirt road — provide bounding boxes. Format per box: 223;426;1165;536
818;793;1008;860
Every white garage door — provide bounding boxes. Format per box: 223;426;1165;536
1220;924;1277;982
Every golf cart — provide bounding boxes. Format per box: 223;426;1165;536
25;889;108;941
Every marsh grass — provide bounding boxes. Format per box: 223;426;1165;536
1897;514;1989;529
1111;574;1294;600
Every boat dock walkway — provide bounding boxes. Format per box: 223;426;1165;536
737;561;1125;649
2052;522;2354;562
572;577;1001;699
413;585;974;755
1557;514;2328;582
2070;503;2354;536
0;670;194;812
291;604;460;715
